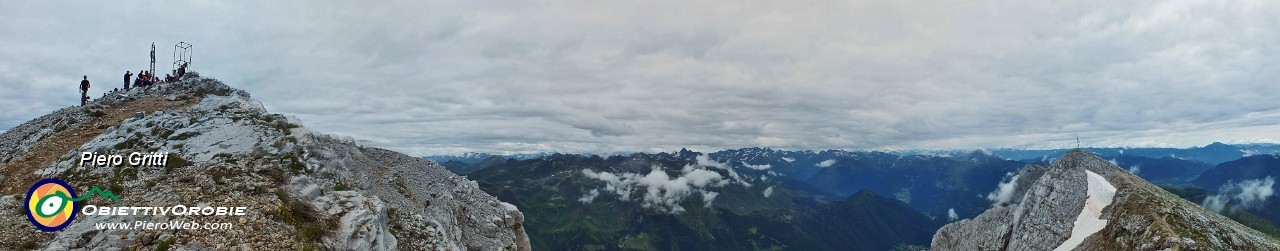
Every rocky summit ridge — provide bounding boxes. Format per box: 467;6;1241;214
932;150;1280;250
0;73;529;250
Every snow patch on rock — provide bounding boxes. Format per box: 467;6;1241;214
1053;170;1117;251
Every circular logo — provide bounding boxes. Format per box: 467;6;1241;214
25;178;78;232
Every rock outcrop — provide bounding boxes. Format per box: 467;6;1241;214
932;150;1280;250
0;74;529;250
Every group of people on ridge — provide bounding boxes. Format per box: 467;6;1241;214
125;70;160;89
125;63;189;90
79;60;190;107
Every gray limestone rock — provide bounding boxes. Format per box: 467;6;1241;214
932;150;1280;251
0;75;529;251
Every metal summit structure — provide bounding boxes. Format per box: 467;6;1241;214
173;42;193;71
149;43;156;76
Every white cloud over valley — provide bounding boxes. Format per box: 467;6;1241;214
987;173;1021;207
580;155;749;214
1203;176;1275;212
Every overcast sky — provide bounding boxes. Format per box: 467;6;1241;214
3;0;1280;156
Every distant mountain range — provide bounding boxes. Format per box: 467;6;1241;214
427;142;1280;167
427;143;1280;250
424;152;563;164
1194;153;1280;188
988;142;1280;164
1190;153;1280;235
457;152;941;250
1106;154;1214;185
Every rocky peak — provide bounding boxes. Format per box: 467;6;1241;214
932;150;1280;250
0;74;529;250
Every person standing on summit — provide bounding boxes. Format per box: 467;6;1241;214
79;75;91;106
124;71;133;90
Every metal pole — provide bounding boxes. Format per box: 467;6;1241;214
150;43;156;77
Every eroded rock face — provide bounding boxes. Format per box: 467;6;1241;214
0;75;529;251
931;152;1088;251
311;190;397;251
931;206;1014;250
1005;161;1087;251
932;150;1280;251
289;134;531;251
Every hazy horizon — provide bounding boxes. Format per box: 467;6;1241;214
420;141;1280;157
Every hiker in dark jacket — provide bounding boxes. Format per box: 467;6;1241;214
124;71;133;90
80;75;90;106
141;71;151;87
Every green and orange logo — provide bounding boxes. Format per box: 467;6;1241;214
24;178;119;231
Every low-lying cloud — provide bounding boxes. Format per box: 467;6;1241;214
580;154;749;214
741;161;771;170
579;188;600;203
986;173;1021;207
1202;177;1275;213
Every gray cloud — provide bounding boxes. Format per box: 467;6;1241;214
3;0;1280;155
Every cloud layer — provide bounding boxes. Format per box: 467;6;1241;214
580;154;750;214
1202;176;1275;212
4;1;1280;155
987;173;1021;207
